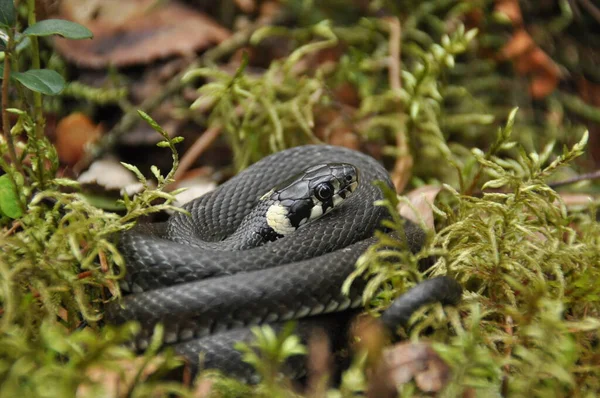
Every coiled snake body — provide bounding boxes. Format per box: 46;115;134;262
106;145;461;380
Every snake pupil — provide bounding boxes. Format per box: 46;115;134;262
315;183;334;201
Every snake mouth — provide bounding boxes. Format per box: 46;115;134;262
338;181;358;199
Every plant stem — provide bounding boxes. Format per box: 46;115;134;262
27;0;46;188
1;33;24;177
548;169;600;188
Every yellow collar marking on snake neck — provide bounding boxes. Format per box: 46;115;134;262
266;203;296;235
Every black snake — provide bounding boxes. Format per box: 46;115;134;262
105;145;462;381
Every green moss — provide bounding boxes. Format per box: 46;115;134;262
2;0;600;396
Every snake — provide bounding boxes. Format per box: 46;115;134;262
105;145;462;381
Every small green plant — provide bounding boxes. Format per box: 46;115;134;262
0;1;196;392
235;322;307;395
343;108;600;396
1;0;599;396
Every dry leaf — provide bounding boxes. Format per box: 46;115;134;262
235;0;256;13
495;0;560;99
55;112;103;165
382;342;451;393
314;107;360;151
54;1;230;68
78;157;143;195
398;185;442;230
495;0;523;24
173;175;217;207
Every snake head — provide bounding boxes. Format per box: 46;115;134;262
264;163;359;235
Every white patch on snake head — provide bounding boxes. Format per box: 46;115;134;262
266;203;296;235
309;204;323;220
332;194;343;207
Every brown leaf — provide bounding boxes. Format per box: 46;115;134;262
501;29;535;60
495;0;561;99
398;185;442;231
235;0;256;13
314;107;360;151
77;158;143;195
530;68;559;98
60;0;158;26
382;342;451;393
55;112;103;165
495;0;523;25
54;1;230;68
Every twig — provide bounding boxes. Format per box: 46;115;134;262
306;329;332;398
3;220;21;236
386;17;402;93
578;0;600;24
1;34;24;177
385;17;412;193
548;169;600;188
27;0;46;187
1;32;27;215
568;0;582;19
172;125;222;182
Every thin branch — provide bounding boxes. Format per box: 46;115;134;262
386;17;402;93
578;0;600;24
172;125;222;182
27;0;46;187
385;17;411;192
548;169;600;188
1;34;24;176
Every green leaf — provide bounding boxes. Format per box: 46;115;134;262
12;69;65;95
23;19;93;39
0;0;15;28
0;174;22;218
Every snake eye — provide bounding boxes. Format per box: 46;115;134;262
315;183;334;201
345;175;353;182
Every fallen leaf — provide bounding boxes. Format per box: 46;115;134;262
55;112;103;165
54;1;230;68
530;68;559;98
501;28;535;60
398;185;442;231
314;107;360;151
173;174;217;207
78;157;144;195
235;0;256;13
495;0;561;99
382;342;451;393
60;0;157;26
391;131;413;193
495;0;522;24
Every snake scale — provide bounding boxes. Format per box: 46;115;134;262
105;145;462;381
